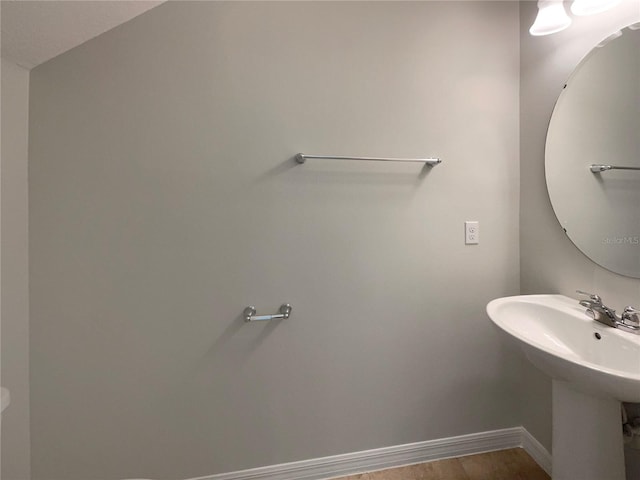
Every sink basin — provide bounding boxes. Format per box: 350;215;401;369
487;294;640;402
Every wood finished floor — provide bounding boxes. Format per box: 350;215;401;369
332;448;550;480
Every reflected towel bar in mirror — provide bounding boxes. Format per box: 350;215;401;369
590;164;640;173
295;153;441;166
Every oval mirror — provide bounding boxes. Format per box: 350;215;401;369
545;24;640;278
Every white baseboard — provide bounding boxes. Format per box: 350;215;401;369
188;426;551;480
520;427;552;475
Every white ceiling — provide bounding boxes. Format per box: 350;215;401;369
1;0;166;69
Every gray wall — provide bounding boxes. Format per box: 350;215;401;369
519;0;640;469
29;2;521;479
1;57;31;480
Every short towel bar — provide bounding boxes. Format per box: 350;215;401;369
244;304;292;322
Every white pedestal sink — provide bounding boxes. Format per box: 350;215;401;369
487;295;640;480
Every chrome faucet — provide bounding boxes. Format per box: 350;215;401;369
577;290;640;334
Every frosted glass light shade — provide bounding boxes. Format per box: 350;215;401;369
530;0;572;36
571;0;622;16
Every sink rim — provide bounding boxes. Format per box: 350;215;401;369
487;294;640;383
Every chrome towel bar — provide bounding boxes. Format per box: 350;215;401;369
295;153;441;166
590;164;640;173
244;304;292;322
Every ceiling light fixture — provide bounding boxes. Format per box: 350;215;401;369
530;0;572;36
571;0;622;16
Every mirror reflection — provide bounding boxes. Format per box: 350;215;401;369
545;24;640;278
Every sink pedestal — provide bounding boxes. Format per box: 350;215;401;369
553;380;625;480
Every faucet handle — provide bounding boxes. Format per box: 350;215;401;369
622;306;640;326
576;290;602;305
